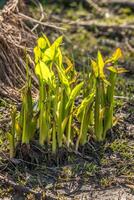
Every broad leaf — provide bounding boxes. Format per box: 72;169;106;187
35;61;54;84
42;36;63;63
112;48;123;61
105;48;123;64
37;37;48;50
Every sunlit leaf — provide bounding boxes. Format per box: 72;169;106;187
77;92;94;116
34;46;42;63
52;36;63;48
99;108;105;120
91;59;98;77
35;61;54;83
37;37;47;50
112;48;123;61
65;57;73;74
42;36;63;63
97;51;105;79
105;48;123;64
56;48;63;68
107;66;128;74
97;51;104;70
42;34;51;47
56;65;70;94
66;82;84;110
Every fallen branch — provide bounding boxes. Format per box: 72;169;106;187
18;12;66;31
125;38;134;53
84;0;107;16
101;0;134;7
0;173;42;199
70;20;134;31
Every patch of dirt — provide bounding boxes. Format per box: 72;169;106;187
0;99;134;199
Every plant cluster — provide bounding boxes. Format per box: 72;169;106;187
8;35;127;158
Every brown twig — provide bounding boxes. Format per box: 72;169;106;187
18;12;66;31
70;20;134;30
31;0;46;32
101;0;134;7
125;38;134;53
84;0;107;16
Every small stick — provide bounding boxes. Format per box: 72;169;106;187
31;0;46;32
101;0;134;7
18;13;66;31
84;0;107;16
70;20;134;31
114;95;130;100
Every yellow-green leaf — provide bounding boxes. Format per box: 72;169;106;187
52;36;63;48
42;34;51;47
97;51;104;69
91;59;98;77
37;37;47;50
112;48;123;61
35;61;53;83
77;92;94;116
34;46;42;63
66;82;84;110
105;48;123;64
97;51;105;79
107;66;128;74
56;66;70;94
56;48;63;68
65;57;73;74
42;36;63;63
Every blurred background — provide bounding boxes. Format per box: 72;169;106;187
0;0;133;96
1;0;134;71
23;0;134;74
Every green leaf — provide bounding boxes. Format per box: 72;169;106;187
34;46;42;63
56;48;63;68
112;48;123;61
35;61;54;84
66;82;84;110
56;66;70;95
91;59;98;77
37;37;47;50
42;36;63;63
65;57;73;74
97;51;105;79
107;66;128;74
105;48;123;63
77;92;94;117
42;34;51;47
52;36;63;48
97;51;104;70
